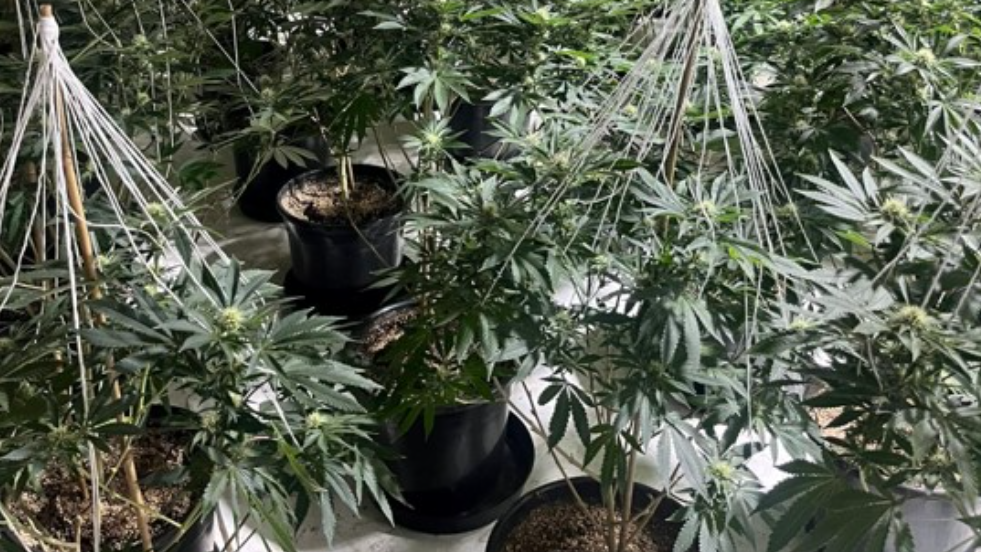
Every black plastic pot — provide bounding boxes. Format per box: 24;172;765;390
448;101;514;160
234;135;330;223
486;477;689;552
381;400;510;511
277;165;403;293
282;270;401;321
362;302;533;533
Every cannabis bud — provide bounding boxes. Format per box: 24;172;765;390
423;130;442;147
880;197;910;222
306;412;330;430
590;254;611;270
552;151;571;171
145;202;168;222
694;200;718;217
891;305;931;331
776;202;798;219
914;48;936;66
47;425;78;449
789;318;816;332
201;411;221;432
708;461;735;482
216;307;246;334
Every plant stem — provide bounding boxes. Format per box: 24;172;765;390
339;154;350;200
624;464;683;549
516;382;589;511
346;155;356;194
605;484;618;552
615;419;641;552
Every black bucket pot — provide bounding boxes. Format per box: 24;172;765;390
448;101;515;161
382;400;509;506
487;477;690;552
380;401;535;534
234;135;330;223
362;303;533;533
277;165;403;295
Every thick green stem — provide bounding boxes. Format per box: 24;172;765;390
615;421;641;552
339;154;350;200
605;485;618;552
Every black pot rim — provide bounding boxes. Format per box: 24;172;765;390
486;476;685;552
276;165;404;231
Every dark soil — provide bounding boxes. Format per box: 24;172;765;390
504;502;677;552
280;172;398;226
10;431;197;552
363;306;418;357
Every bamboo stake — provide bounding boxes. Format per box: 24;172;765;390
43;5;155;551
663;2;705;188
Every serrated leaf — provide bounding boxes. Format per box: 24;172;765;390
538;384;562;406
548;392;570;449
675;516;699;552
570;395;590;447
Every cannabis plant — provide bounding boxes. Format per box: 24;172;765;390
1;2;219;186
0;231;393;551
371;153;569;430
524;162;813;552
757;145;981;552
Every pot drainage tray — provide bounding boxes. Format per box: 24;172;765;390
389;414;535;535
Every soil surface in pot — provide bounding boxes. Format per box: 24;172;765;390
363;306;418;357
281;172;399;226
503;502;671;552
811;406;848;442
9;431;197;552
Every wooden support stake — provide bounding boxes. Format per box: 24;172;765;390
663;2;705;188
43;4;155;551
